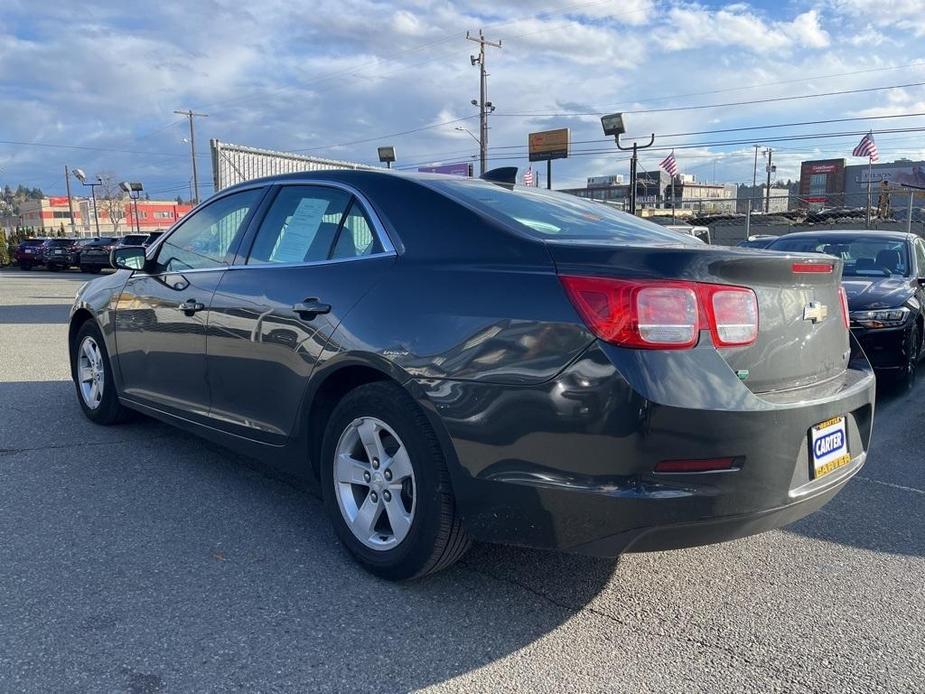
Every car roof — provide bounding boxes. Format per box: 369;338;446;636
218;168;493;196
773;229;915;242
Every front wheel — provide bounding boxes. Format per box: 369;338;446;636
72;321;131;425
896;321;922;390
321;382;470;580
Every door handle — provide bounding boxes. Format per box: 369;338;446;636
178;299;206;316
292;298;331;319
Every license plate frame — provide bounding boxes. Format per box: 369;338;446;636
810;416;850;479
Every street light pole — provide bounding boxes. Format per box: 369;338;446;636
616;134;655;216
73;168;101;236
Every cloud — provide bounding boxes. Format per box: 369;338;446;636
1;0;924;196
653;6;829;52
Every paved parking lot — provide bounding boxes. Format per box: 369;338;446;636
0;266;922;693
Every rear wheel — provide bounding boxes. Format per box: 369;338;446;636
320;382;470;580
72;321;130;425
19;261;32;271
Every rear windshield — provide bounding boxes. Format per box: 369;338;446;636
21;239;46;246
426;179;700;245
89;237;117;245
44;238;72;246
121;235;148;245
769;236;910;277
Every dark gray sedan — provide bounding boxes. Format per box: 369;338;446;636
68;170;875;579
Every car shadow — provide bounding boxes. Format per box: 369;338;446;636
0;303;73;324
0;379;618;691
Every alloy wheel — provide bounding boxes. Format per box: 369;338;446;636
333;416;416;550
77;336;105;410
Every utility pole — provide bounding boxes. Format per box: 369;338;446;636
174;109;208;205
64;165;76;235
764;148;774;213
745;144;759;238
466;30;501;176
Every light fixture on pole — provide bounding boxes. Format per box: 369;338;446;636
377;146;396;169
73;168;102;236
120;181;144;234
601;113;655;216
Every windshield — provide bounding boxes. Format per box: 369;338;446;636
426;179;700;245
768;236;910;277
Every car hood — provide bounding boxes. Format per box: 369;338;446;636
842;276;915;310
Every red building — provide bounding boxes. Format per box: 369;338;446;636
19;196;193;236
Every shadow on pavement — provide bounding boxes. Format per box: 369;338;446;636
0;304;72;324
0;379;618;691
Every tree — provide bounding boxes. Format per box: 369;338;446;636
95;173;127;234
0;229;9;266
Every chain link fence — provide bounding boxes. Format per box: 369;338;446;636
636;194;925;246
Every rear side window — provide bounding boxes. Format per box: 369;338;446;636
248;186;352;265
427;179;699;245
330;201;381;259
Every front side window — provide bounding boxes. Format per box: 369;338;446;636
915;239;925;277
247;186;354;265
156;188;261;272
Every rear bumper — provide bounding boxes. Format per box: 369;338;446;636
418;338;876;556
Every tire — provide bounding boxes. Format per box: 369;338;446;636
72;321;131;425
320;381;470;580
19;261;32;271
47;264;61;272
79;264;90;274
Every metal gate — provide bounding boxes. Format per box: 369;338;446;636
210;139;377;192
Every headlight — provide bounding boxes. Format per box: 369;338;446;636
850;307;911;328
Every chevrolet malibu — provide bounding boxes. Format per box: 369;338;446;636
68;170;875;579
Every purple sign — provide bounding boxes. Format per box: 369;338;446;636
417;162;472;177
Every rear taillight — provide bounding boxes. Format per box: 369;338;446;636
705;287;759;346
560;276;759;350
838;287;850;329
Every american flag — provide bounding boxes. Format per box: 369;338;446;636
852;132;879;163
659;151;679;177
523;166;536;186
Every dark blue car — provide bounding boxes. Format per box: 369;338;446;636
68;170;875;579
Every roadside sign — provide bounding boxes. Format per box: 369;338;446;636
528;128;570;162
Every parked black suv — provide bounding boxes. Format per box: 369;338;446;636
77;237;119;274
42;238;79;271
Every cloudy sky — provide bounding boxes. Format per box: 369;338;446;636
2;0;925;199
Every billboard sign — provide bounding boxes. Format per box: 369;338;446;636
528;128;570;162
857;162;925;186
417;162;473;177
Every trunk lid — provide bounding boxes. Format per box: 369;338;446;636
548;243;850;393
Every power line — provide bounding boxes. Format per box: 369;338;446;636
0;139;196;158
495;80;925;118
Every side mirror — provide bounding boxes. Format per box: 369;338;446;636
917;277;925;287
111;246;147;271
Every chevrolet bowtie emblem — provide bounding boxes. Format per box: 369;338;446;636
803;301;828;324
